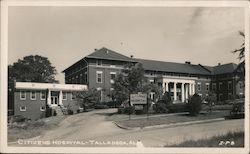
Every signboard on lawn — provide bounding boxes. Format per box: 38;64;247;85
130;93;147;106
134;105;143;110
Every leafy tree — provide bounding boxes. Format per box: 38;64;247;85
142;83;163;102
126;63;146;93
112;74;129;104
75;88;100;109
8;55;58;83
232;31;245;83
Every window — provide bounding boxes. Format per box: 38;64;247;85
40;91;46;100
40;106;46;111
96;71;103;83
219;93;223;101
228;81;232;90
62;92;67;100
212;83;216;91
228;93;232;100
20;91;26;100
110;88;114;91
149;79;154;84
110;72;116;84
239;82;243;89
30;91;36;100
71;93;76;100
96;60;102;66
20;106;26;111
206;83;210;91
219;82;223;90
197;83;201;91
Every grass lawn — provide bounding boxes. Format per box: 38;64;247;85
115;110;230;128
8;116;66;142
168;131;244;147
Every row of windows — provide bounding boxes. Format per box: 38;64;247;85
20;91;46;100
96;71;117;83
19;106;46;112
197;81;234;92
197;93;233;101
96;60;117;68
20;91;75;101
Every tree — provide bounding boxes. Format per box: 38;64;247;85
188;93;202;116
232;31;245;83
8;55;58;83
112;74;129;104
75;88;100;110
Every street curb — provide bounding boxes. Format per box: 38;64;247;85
113;118;225;131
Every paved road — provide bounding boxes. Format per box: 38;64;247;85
14;109;244;147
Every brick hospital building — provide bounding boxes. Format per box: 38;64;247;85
63;47;244;103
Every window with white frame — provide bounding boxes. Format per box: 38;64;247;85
96;71;103;83
228;81;232;90
219;82;223;90
206;83;210;91
40;106;46;111
40;91;46;100
20;106;26;111
212;83;216;91
62;92;67;100
20;91;26;100
96;60;102;66
30;91;36;100
110;72;116;84
149;79;154;84
197;83;201;91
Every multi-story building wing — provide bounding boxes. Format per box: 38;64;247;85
63;47;244;103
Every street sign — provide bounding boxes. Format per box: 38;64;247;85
130;93;147;105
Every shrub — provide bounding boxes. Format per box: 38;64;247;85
9;115;26;123
154;102;168;113
124;106;135;114
67;109;74;115
188;93;202;116
167;103;189;113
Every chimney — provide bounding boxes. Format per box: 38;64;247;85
130;55;134;58
94;48;98;51
185;61;191;64
218;63;221;66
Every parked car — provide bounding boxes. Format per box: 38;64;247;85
230;102;244;118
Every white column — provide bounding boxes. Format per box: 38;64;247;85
166;82;169;92
181;83;185;102
189;83;192;96
59;90;63;106
185;84;188;102
174;82;177;101
47;89;51;106
192;83;195;94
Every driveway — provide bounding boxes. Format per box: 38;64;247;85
14;108;244;147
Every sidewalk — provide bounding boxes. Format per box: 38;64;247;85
113;111;229;130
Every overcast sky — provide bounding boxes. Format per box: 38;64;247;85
8;6;245;83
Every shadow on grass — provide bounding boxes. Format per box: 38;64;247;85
94;112;117;116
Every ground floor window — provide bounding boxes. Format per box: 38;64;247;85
228;93;232;100
219;93;223;101
20;106;26;111
40;106;46;111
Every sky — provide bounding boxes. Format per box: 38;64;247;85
8;6;245;83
